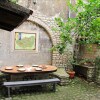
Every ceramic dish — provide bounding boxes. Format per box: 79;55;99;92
35;67;42;71
5;66;13;70
17;68;25;71
17;65;24;67
32;65;38;67
38;65;47;69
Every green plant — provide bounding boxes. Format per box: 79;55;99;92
9;0;18;3
53;0;100;54
75;0;100;44
79;58;94;66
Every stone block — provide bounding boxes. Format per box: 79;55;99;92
52;67;69;86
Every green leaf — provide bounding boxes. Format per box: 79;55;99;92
9;0;17;3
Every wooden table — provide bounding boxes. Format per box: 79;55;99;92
0;65;57;81
0;65;57;74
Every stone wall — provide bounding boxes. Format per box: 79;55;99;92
74;44;100;61
0;20;52;66
0;0;74;67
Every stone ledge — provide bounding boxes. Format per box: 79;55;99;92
52;67;69;86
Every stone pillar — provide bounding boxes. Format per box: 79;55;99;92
87;67;95;82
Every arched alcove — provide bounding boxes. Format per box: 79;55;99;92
12;20;53;65
27;17;54;45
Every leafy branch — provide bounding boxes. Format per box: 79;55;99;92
9;0;18;3
52;0;100;54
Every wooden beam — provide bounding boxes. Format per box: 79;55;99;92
0;1;33;31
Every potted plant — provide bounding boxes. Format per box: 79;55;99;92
63;52;75;79
67;70;75;79
79;59;95;66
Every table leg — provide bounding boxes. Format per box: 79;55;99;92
53;83;56;92
8;87;11;98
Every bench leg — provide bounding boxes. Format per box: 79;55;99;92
7;87;11;98
53;83;56;92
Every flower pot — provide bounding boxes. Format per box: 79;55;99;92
67;71;75;79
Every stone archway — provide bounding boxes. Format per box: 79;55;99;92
27;17;56;65
27;14;69;67
15;19;53;65
27;17;54;45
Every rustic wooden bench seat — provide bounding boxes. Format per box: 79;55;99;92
3;78;60;97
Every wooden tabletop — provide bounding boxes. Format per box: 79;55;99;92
0;65;57;74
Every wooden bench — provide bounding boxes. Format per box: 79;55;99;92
3;78;60;97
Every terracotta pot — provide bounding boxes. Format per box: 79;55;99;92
67;71;75;79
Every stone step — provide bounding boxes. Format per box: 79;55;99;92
52;67;69;86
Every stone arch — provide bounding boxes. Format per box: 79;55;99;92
27;17;55;46
27;17;59;66
27;16;65;67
